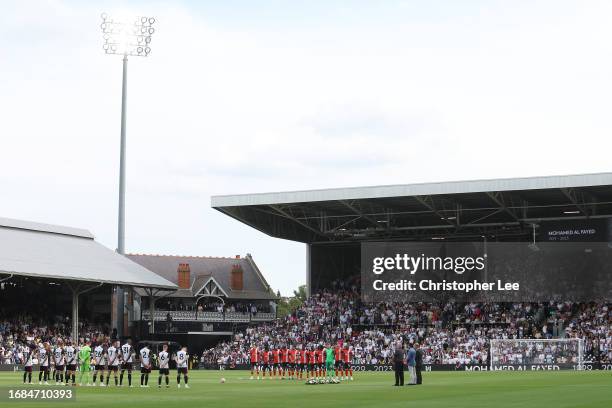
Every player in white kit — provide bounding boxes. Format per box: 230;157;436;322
64;341;77;386
92;341;107;386
38;342;50;384
53;341;65;385
157;343;170;388
106;340;120;386
139;345;152;387
22;344;35;384
175;346;189;388
120;339;135;387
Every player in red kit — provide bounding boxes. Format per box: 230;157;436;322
271;348;280;378
343;344;353;381
249;345;259;380
288;345;297;379
311;347;318;378
313;346;320;378
262;347;271;379
301;347;308;379
293;345;302;380
307;346;316;379
334;343;343;379
317;345;325;378
280;346;288;379
301;345;308;379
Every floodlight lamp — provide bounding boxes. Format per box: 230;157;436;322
100;13;156;57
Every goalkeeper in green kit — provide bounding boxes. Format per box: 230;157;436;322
325;344;335;382
78;340;92;386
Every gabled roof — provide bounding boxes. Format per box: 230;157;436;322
127;253;275;300
0;217;177;289
193;276;229;298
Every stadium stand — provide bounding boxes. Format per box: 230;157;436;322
0;318;107;365
204;173;612;369
201;280;611;368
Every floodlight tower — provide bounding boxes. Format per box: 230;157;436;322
100;12;156;255
100;13;156;338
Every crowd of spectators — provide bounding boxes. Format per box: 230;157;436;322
0;315;109;365
201;281;611;367
2;290;610;368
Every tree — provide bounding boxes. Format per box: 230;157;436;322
293;285;307;302
275;284;307;318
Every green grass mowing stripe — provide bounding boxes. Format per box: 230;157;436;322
0;370;610;408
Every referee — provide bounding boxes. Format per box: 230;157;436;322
392;342;405;386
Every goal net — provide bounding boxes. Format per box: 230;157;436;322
489;338;584;370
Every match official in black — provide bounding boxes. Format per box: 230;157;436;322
393;341;405;386
415;343;423;385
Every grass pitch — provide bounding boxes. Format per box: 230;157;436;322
0;370;610;408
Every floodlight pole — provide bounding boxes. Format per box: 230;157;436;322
118;53;128;255
114;53;129;341
101;13;156;340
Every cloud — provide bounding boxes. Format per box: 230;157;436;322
2;1;612;294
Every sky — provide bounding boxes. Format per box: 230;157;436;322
1;0;612;295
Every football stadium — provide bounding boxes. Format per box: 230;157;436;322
1;173;611;407
3;2;612;408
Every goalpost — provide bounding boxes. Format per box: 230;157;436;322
489;338;584;370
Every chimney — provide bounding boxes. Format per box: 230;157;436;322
230;264;243;291
177;263;190;289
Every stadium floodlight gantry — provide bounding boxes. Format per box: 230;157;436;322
100;12;157;337
0;217;176;343
100;12;156;256
211;172;612;294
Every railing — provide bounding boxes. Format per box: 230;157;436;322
141;310;275;323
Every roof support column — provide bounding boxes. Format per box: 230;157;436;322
111;286;125;340
144;288;157;335
306;243;311;299
71;289;79;345
142;287;176;336
67;282;103;344
149;293;155;334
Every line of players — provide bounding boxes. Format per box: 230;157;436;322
20;338;191;388
248;342;354;382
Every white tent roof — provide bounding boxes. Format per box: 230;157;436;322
0;217;176;289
